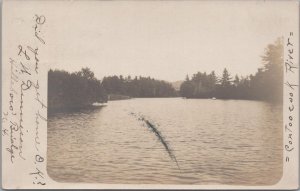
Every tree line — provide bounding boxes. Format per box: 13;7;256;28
48;69;176;110
48;68;107;110
179;38;283;103
102;75;176;97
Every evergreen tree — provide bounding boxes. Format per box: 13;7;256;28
220;68;231;87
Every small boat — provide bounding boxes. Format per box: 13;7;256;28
92;102;107;106
212;97;216;100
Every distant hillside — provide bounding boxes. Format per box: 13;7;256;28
171;81;183;91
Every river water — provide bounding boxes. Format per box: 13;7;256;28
47;98;283;185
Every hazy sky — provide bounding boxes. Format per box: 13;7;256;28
46;0;295;82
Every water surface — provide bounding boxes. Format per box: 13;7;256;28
47;98;282;185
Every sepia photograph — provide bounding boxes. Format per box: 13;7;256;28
46;1;285;185
1;0;299;189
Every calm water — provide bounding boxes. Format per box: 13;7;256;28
47;98;283;185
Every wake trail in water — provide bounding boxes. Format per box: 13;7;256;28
130;112;181;170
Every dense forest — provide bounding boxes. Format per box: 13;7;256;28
179;38;283;103
48;38;283;110
102;75;176;97
48;68;107;110
48;69;176;110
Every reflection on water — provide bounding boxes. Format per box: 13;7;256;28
47;98;283;185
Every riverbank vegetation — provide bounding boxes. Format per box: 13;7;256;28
179;38;283;103
48;69;176;110
48;68;108;110
102;75;176;97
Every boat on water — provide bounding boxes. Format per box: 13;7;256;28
92;102;107;106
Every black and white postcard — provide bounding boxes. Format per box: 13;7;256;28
2;0;299;189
